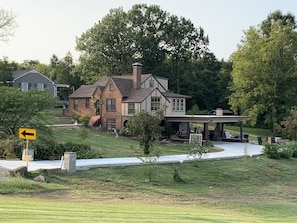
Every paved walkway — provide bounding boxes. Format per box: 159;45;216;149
0;142;263;172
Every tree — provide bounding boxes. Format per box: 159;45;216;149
0;58;18;86
261;10;296;37
0;8;17;42
275;106;297;140
216;60;233;109
0;87;57;137
49;53;84;90
229;11;297;132
76;4;209;84
127;111;162;155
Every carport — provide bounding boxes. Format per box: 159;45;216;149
164;114;249;145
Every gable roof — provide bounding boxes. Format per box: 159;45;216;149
69;85;98;98
111;77;133;97
12;69;55;84
93;76;110;87
12;69;32;79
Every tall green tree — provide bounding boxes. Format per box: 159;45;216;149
0;87;56;136
76;4;209;84
216;60;233;109
49;53;83;90
76;7;133;83
229;11;297;132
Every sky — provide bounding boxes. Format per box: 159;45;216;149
0;0;296;64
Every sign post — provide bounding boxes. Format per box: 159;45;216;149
19;128;36;169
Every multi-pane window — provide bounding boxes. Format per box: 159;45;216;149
106;119;116;130
151;97;161;111
74;99;78;110
106;98;116;112
37;83;44;90
109;83;113;91
85;98;90;108
128;103;135;114
21;82;29;91
173;99;176;111
172;98;184;112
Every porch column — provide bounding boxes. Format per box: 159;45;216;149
239;121;243;142
204;122;209;145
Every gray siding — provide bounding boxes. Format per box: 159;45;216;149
13;71;55;96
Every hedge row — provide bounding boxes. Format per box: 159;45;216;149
0;137;101;160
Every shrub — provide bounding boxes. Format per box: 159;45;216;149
79;115;91;127
279;147;293;159
32;137;64;160
263;143;293;159
0;137;24;159
32;138;101;160
288;141;297;158
71;113;81;122
262;143;281;159
119;127;132;137
63;142;101;159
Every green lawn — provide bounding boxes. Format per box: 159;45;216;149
1;156;297;222
51;126;195;158
1;109;294;222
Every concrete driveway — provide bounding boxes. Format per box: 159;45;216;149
0;142;263;172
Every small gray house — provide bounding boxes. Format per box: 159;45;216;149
12;69;56;95
12;69;69;103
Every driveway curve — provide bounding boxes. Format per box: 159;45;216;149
0;142;263;172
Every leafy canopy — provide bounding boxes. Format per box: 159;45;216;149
0;87;57;136
127;111;162;155
275;106;297;140
229;11;297;131
76;4;209;83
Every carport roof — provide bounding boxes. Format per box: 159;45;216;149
164;115;249;123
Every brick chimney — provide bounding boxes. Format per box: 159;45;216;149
132;62;142;90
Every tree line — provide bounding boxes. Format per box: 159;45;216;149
1;5;297;133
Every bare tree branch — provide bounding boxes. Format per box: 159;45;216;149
0;8;17;42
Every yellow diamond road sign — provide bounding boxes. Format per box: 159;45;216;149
19;128;36;140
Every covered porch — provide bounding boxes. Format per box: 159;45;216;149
164;114;249;145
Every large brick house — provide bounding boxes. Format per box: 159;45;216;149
67;63;191;130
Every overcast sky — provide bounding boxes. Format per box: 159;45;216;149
0;0;296;64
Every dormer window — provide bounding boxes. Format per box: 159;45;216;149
149;80;154;87
109;83;113;91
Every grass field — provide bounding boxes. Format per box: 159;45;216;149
0;109;295;222
1;156;297;222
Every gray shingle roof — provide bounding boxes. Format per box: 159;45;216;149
12;70;32;79
163;92;192;98
69;85;98;98
123;88;156;103
93;76;110;87
112;77;133;97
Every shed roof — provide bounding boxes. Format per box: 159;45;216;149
164;115;249;123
